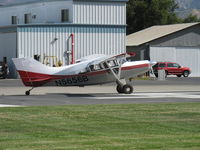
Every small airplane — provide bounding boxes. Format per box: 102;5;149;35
12;53;156;95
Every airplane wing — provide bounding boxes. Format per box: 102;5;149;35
76;54;111;63
79;53;128;65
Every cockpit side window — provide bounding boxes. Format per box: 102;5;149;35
103;62;108;68
94;64;101;70
107;60;119;67
87;58;121;72
89;65;94;71
107;61;114;67
99;63;104;69
89;64;102;71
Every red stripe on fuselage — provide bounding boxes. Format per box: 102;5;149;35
17;63;149;87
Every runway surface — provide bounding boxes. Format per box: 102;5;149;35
0;77;200;106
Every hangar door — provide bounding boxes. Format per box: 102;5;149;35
150;47;200;77
0;32;17;78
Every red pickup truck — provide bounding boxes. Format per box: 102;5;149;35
153;62;191;78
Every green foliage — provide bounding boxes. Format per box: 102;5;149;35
127;0;181;34
0;103;200;150
183;14;200;23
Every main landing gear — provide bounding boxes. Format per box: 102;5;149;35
116;84;133;94
104;60;134;94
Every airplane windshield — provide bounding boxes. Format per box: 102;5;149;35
87;57;126;72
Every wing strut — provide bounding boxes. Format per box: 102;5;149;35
104;59;133;94
104;61;124;86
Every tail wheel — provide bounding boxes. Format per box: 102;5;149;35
123;84;133;94
183;71;189;77
25;87;34;96
116;85;123;93
25;91;30;96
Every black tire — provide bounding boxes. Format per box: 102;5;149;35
183;71;189;77
165;71;168;78
154;73;158;78
116;85;124;93
25;91;30;96
177;75;182;77
123;84;133;94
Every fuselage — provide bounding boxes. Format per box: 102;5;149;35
12;54;156;88
16;60;153;87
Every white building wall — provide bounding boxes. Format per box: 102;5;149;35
0;32;17;77
17;25;125;65
0;0;73;26
73;1;126;25
0;0;127;26
150;46;200;77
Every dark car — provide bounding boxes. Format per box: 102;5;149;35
153;62;191;78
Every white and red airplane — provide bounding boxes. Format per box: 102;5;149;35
12;53;156;95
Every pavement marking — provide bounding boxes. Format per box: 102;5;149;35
92;92;200;99
0;104;22;107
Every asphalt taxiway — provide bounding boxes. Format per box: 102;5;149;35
0;77;200;106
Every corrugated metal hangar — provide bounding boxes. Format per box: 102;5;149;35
126;23;200;77
0;0;128;78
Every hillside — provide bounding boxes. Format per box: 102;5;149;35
176;0;200;19
176;0;200;10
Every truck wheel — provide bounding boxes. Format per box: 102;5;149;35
183;71;189;77
2;74;7;79
154;73;158;78
165;71;168;78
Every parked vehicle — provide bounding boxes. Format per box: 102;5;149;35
153;62;191;78
0;62;9;79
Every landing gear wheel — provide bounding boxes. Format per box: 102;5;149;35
25;91;30;96
116;85;123;93
123;84;133;94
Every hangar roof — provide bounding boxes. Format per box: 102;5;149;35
0;0;128;8
126;22;200;46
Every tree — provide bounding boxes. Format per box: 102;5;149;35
183;14;200;23
127;0;181;34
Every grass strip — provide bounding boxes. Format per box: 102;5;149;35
0;103;200;150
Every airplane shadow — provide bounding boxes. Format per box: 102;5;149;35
0;92;117;97
46;93;117;97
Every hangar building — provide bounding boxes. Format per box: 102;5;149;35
0;0;128;78
126;22;200;77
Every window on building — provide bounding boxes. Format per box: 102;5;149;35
11;16;17;24
61;9;69;22
24;13;32;24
